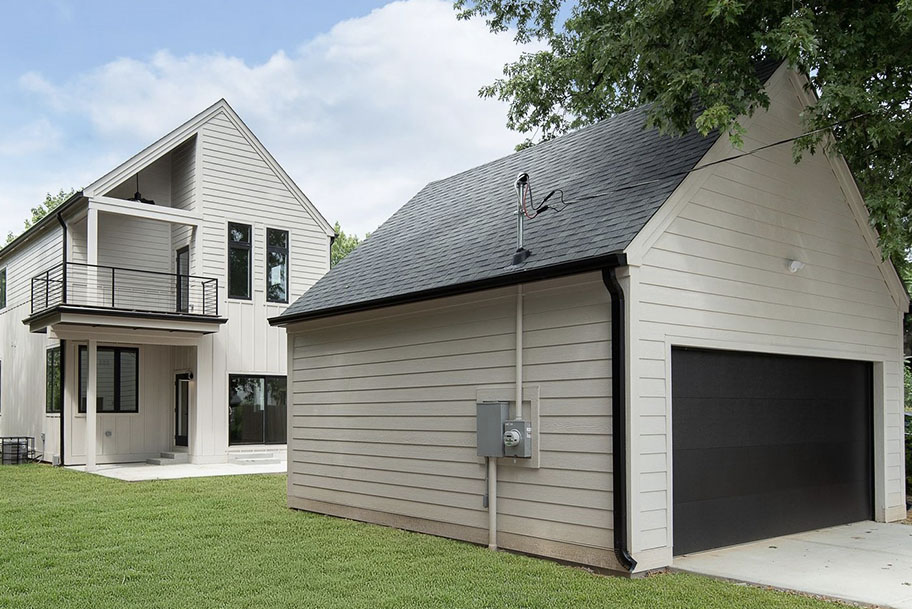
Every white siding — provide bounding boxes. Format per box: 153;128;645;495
191;109;330;461
626;67;906;564
287;273;619;569
66;342;173;464
0;224;64;457
170;137;196;272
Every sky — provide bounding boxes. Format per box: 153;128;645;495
0;0;535;239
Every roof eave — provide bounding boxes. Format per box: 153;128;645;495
270;251;628;327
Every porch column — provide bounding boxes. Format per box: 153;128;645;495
85;338;97;472
87;206;99;306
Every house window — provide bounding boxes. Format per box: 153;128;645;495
78;346;139;413
46;347;62;413
0;267;6;309
228;375;286;445
228;222;252;300
266;228;288;303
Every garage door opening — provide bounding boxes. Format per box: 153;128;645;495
671;347;873;556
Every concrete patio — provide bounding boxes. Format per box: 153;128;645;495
674;521;912;609
68;460;286;481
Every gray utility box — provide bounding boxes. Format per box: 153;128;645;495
503;419;533;458
476;401;509;457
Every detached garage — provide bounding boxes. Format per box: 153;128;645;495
271;61;908;574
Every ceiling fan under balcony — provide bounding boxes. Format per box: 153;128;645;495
128;174;155;205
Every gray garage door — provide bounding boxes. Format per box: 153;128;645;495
672;347;873;555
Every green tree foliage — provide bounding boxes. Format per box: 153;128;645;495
5;189;77;244
455;0;912;269
330;221;370;268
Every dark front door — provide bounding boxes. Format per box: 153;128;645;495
176;247;190;313
672;347;873;555
175;374;190;447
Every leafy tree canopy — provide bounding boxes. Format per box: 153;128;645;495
5;189;77;244
455;0;912;269
331;221;370;268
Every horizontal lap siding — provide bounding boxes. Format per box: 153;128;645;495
631;69;905;555
0;225;62;442
288;273;616;567
170;137;196;271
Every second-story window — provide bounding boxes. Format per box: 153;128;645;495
0;267;6;309
266;228;288;303
228;222;252;300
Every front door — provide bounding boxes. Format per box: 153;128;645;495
176;247;190;313
175;373;191;447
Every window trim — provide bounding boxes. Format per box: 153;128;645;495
265;228;289;304
77;346;140;413
46;347;62;414
0;267;6;309
227;222;252;301
228;374;287;445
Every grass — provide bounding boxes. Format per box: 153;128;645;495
0;465;846;609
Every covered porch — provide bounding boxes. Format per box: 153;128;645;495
47;323;219;471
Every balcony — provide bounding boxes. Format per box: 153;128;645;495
26;262;225;336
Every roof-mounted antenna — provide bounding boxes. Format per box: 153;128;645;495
513;172;531;266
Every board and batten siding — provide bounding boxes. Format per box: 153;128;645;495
0;224;63;452
190;109;330;460
624;65;907;568
287;272;619;570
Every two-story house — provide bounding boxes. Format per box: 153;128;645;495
0;100;335;470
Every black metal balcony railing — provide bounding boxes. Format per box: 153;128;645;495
31;262;219;317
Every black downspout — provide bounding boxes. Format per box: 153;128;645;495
56;212;67;466
602;267;637;573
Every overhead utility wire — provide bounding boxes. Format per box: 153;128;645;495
522;111;873;217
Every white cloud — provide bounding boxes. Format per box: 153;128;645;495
0;118;62;156
16;0;534;236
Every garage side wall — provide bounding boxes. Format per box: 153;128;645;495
287;272;619;570
625;66;906;568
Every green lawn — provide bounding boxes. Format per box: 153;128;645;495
0;465;842;609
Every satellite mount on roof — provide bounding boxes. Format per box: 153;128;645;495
513;172;532;266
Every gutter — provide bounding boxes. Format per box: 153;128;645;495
270;252;628;326
602;266;637;573
56;212;67;467
0;191;83;261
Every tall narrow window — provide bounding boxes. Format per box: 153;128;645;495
78;346;139;413
228;222;251;300
266;228;288;303
0;267;6;309
46;347;61;413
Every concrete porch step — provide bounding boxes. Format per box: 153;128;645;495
146;451;190;466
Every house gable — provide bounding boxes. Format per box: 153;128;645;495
622;63;907;567
82;100;334;238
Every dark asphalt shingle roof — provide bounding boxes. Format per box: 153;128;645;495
276;61;780;323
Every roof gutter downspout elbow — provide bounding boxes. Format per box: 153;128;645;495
602;265;637;573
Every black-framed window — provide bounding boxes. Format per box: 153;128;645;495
78;346;139;413
228;375;286;445
46;347;61;413
266;228;288;303
228;222;252;300
0;267;6;309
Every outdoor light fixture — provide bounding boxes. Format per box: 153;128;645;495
787;259;806;273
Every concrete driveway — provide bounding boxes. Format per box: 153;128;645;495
674;521;912;609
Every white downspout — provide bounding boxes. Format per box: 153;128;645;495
487;457;497;550
515;284;523;420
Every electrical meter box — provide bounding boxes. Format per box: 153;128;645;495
503;419;533;458
476;401;509;457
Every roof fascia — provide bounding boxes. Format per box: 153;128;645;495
216;101;335;237
82;100;226;198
